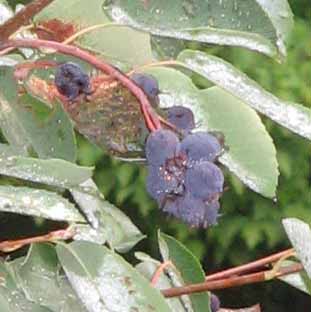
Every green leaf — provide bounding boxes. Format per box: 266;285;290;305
18;94;77;162
0;66;30;154
283;218;311;278
103;0;293;60
150;35;187;60
56;241;172;312
16;243;87;312
0;185;84;222
0;261;52;312
71;180;144;252
199;87;278;197
35;0;154;69
0;54;24;66
0;143;23;157
0;156;93;188
279;260;311;296
0;67;77;161
159;232;210;312
143;67;278;197
177;50;311;141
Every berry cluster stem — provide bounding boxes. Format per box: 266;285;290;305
0;39;161;131
162;262;302;298
0;226;74;253
205;248;295;281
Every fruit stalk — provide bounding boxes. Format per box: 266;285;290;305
161;262;303;298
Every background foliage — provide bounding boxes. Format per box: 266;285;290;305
75;2;311;310
1;0;311;310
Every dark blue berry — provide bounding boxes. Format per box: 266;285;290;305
185;161;224;201
210;294;221;312
180;132;223;162
163;193;220;228
131;73;159;106
167;106;195;132
164;192;207;227
145;129;179;166
146;164;182;203
55;62;91;100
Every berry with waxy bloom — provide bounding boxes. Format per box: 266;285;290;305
145;127;224;228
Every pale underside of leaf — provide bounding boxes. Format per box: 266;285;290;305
177;50;311;141
70;180;144;252
0;185;84;222
283;218;311;278
56;241;172;312
0;156;93;189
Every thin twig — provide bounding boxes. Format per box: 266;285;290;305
0;226;75;253
151;260;174;286
205;248;295;281
0;0;54;41
0;38;161;131
162;262;303;298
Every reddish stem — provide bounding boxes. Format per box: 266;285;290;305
162;262;303;298
151;260;173;286
0;0;54;41
0;227;74;253
205;248;295;281
0;39;161;131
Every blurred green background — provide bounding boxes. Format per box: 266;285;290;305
4;0;311;310
75;2;311;310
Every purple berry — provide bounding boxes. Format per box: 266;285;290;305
55;62;91;100
167;106;195;132
163;193;220;227
210;294;221;312
180;132;223;162
131;73;159;106
145;129;179;166
185;161;224;201
146;164;183;203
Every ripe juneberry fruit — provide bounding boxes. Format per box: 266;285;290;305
130;73;159;107
163;192;220;228
146;164;182;202
55;62;91;100
145;129;179;166
180;131;223;162
210;294;221;312
145;128;224;228
185;161;224;201
167;106;195;132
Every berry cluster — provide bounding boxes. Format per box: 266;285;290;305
145;106;224;228
54;62;91;100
